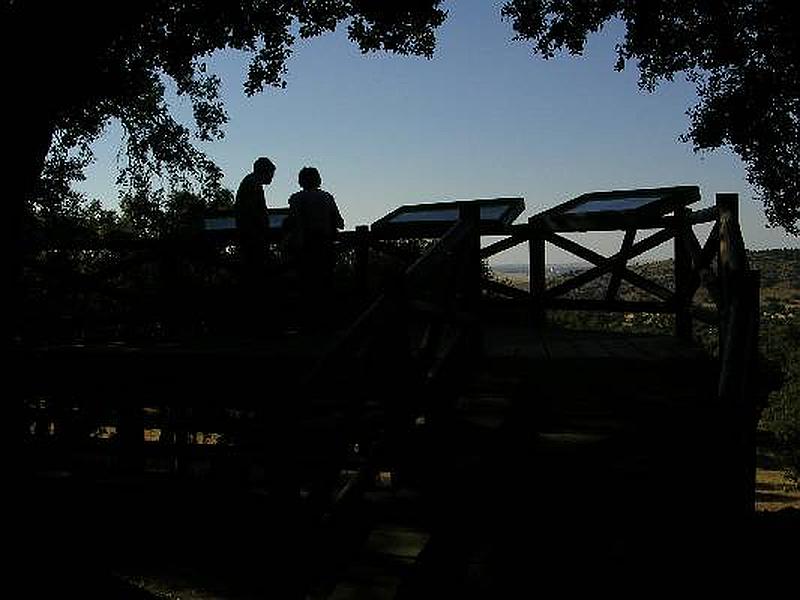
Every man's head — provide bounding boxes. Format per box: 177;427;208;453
253;157;275;184
298;167;322;190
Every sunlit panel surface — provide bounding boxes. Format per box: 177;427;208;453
373;198;524;235
536;186;700;231
565;196;665;214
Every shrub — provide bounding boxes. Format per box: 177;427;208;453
761;345;800;484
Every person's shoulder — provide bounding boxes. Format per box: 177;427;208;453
236;172;256;194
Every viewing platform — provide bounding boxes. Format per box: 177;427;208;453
17;186;761;597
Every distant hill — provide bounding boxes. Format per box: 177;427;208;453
492;249;800;311
491;262;586;276
749;249;800;305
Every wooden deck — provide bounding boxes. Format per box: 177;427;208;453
391;322;726;595
18;318;747;597
17;191;765;596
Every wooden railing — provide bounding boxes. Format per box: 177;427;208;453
297;205;484;486
479;194;755;341
19;203;485;507
481;192;761;517
271;192;760;519
26;191;754;336
22;193;760;517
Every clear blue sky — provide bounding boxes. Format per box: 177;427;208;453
77;0;798;265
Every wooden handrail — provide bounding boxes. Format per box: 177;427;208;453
674;206;693;339
405;217;475;292
675;205;718;225
717;194;749;287
303;210;481;393
26;192;738;343
606;229;637;301
687;222;721;302
479;233;527;259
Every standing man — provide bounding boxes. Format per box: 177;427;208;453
235;156;276;275
235;157;275;332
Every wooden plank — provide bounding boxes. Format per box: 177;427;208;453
328;524;430;599
685;226;703;268
674;207;693;340
718;193;749;278
716;239;760;522
698;222;721;271
717;199;757;399
682;205;718;225
687;222;721;301
460;203;482;314
605;229;636;301
354;224;370;300
529;217;546;326
538;211;670;232
479;234;526;259
717;193;748;359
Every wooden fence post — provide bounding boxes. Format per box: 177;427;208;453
459;203;482;314
528;217;546;327
355;225;369;302
674;206;692;340
606;228;636;301
717;193;746;358
716;192;758;523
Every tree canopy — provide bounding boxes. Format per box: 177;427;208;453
501;0;799;234
4;1;446;210
5;1;797;236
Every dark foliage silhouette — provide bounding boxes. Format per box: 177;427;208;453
4;1;447;339
502;0;799;234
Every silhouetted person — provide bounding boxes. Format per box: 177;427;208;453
236;157;275;272
286;167;344;328
235;157;275;332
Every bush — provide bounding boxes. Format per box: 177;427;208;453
761;344;800;483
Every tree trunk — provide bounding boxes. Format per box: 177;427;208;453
7;97;56;492
6;104;56;343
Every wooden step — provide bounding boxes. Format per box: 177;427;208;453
325;524;431;600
